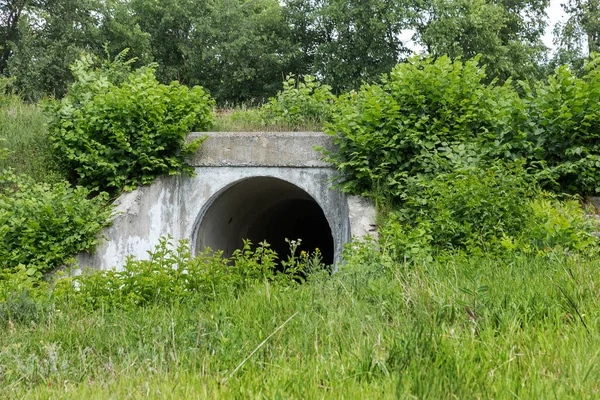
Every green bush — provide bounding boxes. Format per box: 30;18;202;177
324;56;528;199
379;162;534;258
411;162;534;251
516;196;599;255
0;265;49;328
0;168;113;276
378;162;600;261
54;237;325;311
260;74;334;128
0;265;50;302
46;54;214;195
528;55;600;195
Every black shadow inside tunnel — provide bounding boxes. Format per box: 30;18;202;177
195;177;334;265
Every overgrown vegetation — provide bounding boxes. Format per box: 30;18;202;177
0;166;113;277
211;75;333;132
0;81;61;183
4;47;600;396
1;237;600;397
47;53;214;195
528;59;600;194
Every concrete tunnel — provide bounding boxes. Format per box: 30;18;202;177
194;177;335;265
76;132;377;272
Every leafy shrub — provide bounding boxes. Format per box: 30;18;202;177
54;237;325;310
0;262;51;328
0;168;113;276
528;55;600;195
46;54;214;195
324;56;528;199
516;196;599;255
377;162;600;261
410;162;534;251
379;162;533;258
260;74;335;128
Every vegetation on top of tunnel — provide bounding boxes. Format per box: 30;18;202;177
46;52;214;196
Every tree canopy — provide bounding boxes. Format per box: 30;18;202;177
0;0;593;103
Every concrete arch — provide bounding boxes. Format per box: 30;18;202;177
76;132;375;271
193;176;335;264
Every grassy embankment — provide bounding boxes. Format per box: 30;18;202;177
0;97;62;183
210;107;324;133
1;253;599;398
1;99;600;398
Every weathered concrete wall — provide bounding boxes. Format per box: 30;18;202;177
78;132;376;271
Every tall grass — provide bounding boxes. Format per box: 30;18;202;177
210;107;324;132
2;251;599;398
0;96;62;183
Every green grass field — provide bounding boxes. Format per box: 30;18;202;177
2;252;599;398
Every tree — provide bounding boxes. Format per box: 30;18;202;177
0;0;30;76
411;0;549;83
129;0;199;85
4;0;150;100
553;0;600;71
188;0;293;103
284;0;411;93
6;0;102;99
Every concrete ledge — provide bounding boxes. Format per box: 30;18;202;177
187;132;336;167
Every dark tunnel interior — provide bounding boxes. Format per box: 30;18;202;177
195;177;334;266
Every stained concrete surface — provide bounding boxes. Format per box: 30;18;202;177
77;132;376;271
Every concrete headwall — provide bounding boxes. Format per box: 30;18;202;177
77;132;376;271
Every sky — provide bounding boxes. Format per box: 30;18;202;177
543;0;568;52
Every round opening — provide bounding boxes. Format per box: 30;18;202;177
195;177;334;265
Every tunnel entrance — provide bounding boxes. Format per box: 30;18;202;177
195;177;334;265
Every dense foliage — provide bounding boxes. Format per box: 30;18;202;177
323;55;600;256
52;237;324;310
0;168;113;276
326;55;600;197
1;0;584;103
380;164;599;260
324;56;526;197
47;54;214;195
528;57;600;194
259;75;335;127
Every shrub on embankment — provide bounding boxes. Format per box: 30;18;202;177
0;52;216;278
325;55;600;198
46;52;215;196
0;166;113;277
324;55;600;258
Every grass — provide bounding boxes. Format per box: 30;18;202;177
210;107;324;132
2;251;600;398
0;96;63;183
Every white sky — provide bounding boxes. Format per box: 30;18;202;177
543;0;568;52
